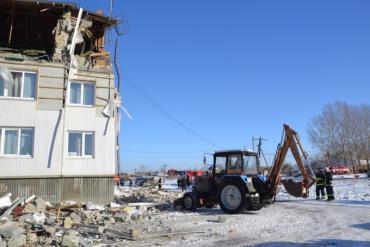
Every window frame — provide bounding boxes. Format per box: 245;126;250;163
0;70;37;100
0;127;34;157
67;81;95;107
67;131;95;158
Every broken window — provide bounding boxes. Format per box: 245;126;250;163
0;70;36;99
68;131;94;157
69;81;94;106
0;127;34;156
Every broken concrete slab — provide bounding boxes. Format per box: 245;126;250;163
0;193;12;210
23;203;37;213
69;212;81;224
35;198;47;212
7;234;26;247
62;230;79;247
64;217;73;229
44;225;57;235
0;221;25;238
26;231;38;245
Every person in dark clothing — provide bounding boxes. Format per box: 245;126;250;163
180;177;186;192
324;167;335;200
129;178;133;187
177;176;181;189
120;177;125;186
185;175;191;187
315;168;326;200
158;178;162;190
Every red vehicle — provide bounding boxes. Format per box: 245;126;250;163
329;165;350;175
186;170;204;181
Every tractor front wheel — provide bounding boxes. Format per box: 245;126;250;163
217;180;247;214
182;192;199;211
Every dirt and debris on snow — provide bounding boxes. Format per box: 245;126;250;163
0;177;369;246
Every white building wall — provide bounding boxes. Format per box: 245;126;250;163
0;62;117;178
62;107;116;176
0;100;64;177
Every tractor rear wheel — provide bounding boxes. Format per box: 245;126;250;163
217;180;247;214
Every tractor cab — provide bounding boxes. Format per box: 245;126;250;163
213;149;259;177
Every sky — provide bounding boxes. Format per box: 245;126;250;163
77;0;370;172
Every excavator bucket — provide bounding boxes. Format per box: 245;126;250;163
281;178;315;198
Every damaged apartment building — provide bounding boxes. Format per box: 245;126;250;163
0;0;121;203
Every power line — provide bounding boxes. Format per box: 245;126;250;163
122;72;225;149
122;155;200;159
121;150;213;154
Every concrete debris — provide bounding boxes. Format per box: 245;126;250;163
23;203;38;213
0;222;25;238
62;230;79;247
35;198;48;212
86;202;105;211
32;211;46;224
0;185;183;246
64;217;73;229
0;193;12;210
7;234;26;247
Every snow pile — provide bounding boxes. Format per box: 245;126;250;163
278;178;370;201
334;178;370;201
333;173;367;179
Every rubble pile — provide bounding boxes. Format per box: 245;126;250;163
115;186;181;208
0;187;183;246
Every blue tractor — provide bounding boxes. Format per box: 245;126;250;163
177;124;315;214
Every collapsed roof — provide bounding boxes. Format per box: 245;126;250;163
0;0;118;68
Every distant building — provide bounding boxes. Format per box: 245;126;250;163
0;0;120;203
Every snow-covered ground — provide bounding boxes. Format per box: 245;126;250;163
127;178;370;247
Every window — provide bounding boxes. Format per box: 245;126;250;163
0;128;34;156
244;155;258;174
69;81;95;106
0;70;36;99
228;155;243;174
68;132;94;157
215;156;226;174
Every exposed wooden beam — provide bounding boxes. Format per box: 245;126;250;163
8;1;15;44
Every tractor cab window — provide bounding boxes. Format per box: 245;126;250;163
227;155;243;174
215;156;226;174
243;155;258;174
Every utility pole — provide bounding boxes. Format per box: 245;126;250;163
252;137;269;167
252;136;267;153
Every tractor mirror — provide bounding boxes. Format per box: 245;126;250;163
203;156;206;165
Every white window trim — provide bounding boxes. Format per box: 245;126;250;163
0;70;37;100
67;131;94;158
67;81;95;107
0;127;34;157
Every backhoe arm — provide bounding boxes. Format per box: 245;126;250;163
267;124;315;198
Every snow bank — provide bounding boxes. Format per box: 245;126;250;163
278;178;370;202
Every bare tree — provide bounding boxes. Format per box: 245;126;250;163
307;102;370;173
